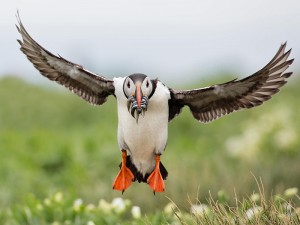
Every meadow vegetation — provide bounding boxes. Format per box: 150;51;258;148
0;75;299;224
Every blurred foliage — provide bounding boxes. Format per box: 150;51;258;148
0;75;299;212
0;185;299;224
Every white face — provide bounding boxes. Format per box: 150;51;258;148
123;77;135;98
123;75;154;122
141;77;153;97
123;76;153;98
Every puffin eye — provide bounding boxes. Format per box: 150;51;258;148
127;81;130;88
146;81;149;88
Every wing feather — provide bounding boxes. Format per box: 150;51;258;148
16;15;115;105
169;43;294;122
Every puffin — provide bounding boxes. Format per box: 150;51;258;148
16;17;294;194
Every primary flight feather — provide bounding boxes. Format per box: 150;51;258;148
17;16;294;194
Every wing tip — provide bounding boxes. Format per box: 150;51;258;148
280;41;293;59
15;10;22;31
287;58;295;65
281;41;287;48
16;39;23;46
282;72;293;79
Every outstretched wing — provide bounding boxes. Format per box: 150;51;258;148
16;16;115;105
169;43;294;123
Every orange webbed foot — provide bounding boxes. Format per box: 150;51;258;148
113;150;134;193
147;154;165;194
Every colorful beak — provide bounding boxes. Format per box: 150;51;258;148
127;82;148;123
135;83;142;109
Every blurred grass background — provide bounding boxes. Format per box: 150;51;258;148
0;74;299;212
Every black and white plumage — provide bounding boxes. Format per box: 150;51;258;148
17;17;294;193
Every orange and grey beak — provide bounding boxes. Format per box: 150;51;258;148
135;83;142;110
127;82;149;123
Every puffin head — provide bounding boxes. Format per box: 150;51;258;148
123;73;157;122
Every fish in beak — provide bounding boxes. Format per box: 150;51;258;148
127;83;149;123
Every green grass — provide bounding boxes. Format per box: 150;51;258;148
0;75;300;221
0;182;299;224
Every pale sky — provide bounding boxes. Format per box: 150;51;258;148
1;0;299;85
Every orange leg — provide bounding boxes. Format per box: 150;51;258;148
113;150;134;193
147;154;165;194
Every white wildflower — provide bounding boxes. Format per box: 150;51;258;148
190;204;210;217
250;193;260;203
173;211;184;221
87;221;95;225
86;204;95;212
284;202;293;215
225;126;261;158
112;197;126;214
131;206;141;219
164;202;177;215
284;187;298;198
225;105;294;159
54;192;63;203
44;198;51;206
73;198;83;212
98;199;112;214
275;128;297;149
36;203;43;211
245;206;263;220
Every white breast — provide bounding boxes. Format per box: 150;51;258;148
113;77;170;176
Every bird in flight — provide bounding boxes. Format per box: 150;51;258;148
16;17;294;194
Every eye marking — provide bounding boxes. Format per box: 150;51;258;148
127;81;130;88
146;81;149;88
